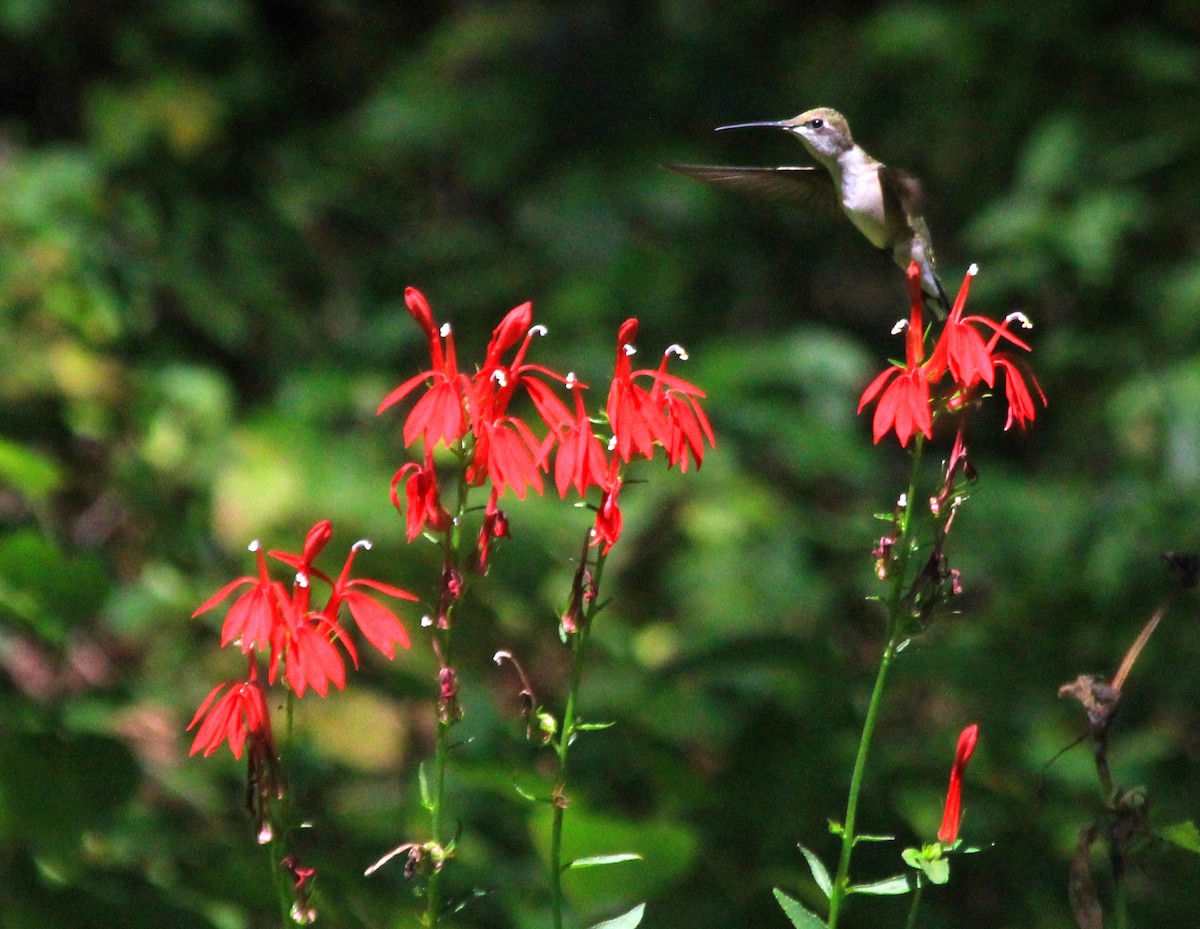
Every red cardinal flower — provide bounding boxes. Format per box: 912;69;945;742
466;309;569;498
377;288;474;450
391;447;450;541
925;264;1046;429
591;458;625;554
648;345;715;472
188;670;273;759
859;265;934;446
607;318;669;462
194;541;287;654
554;374;609;498
323;539;416;660
938;723;980;845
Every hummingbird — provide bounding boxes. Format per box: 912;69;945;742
667;107;950;317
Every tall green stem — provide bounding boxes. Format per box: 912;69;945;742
423;462;472;927
549;541;610;929
827;436;925;929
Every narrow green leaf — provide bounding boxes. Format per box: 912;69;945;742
1158;820;1200;853
853;832;895;845
798;843;832;899
513;782;541;803
773;888;827;929
566;853;643;870
577;720;617;731
849;874;913;896
418;763;432;811
587;902;645;929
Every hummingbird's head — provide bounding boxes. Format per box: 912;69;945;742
781;107;854;162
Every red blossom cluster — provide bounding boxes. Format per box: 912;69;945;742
379;288;714;557
859;263;1045;446
188;520;416;759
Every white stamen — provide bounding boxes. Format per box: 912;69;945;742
607;436;618;451
439;322;452;338
296;572;309;588
665;344;688;360
898;493;908;508
565;371;578;388
493;650;512;665
891;319;910;336
248;540;261;552
528;324;547;337
623;344;636;357
492;369;508;387
1006;311;1033;329
421;615;433;627
352;539;372;552
967;262;979;276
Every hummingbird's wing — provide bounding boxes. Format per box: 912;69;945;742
663;164;840;216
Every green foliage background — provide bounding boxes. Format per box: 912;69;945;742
2;1;1199;927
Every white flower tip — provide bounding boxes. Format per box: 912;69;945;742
898;492;908;508
493;650;511;665
529;324;548;337
565;371;578;387
421;614;433;627
891;318;910;336
967;262;979;276
1007;311;1033;329
607;436;618;452
439;322;452;338
352;539;372;552
248;539;261;552
296;572;309;588
623;344;637;357
666;343;688;360
492;369;508;386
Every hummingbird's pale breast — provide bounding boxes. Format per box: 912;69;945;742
831;148;889;250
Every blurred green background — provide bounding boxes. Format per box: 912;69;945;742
2;1;1199;927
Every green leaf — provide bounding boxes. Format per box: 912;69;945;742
587;902;645;929
567;853;644;870
577;720;617;731
798;843;832;899
773;888;827;929
1158;820;1200;853
921;858;950;885
853;832;895;845
418;763;432;811
513;782;541;803
529;806;696;914
850;875;913;896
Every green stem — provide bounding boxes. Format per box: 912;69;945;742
827;436;926;929
550;539;610;929
423;461;473;927
903;875;924;929
1112;866;1128;929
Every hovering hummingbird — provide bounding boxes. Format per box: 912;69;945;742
667;107;950;317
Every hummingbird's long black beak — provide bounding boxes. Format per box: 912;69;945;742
715;120;785;132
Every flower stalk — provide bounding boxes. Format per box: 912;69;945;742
827;437;925;929
548;530;611;929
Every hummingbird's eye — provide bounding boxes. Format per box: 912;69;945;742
809;118;824;129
